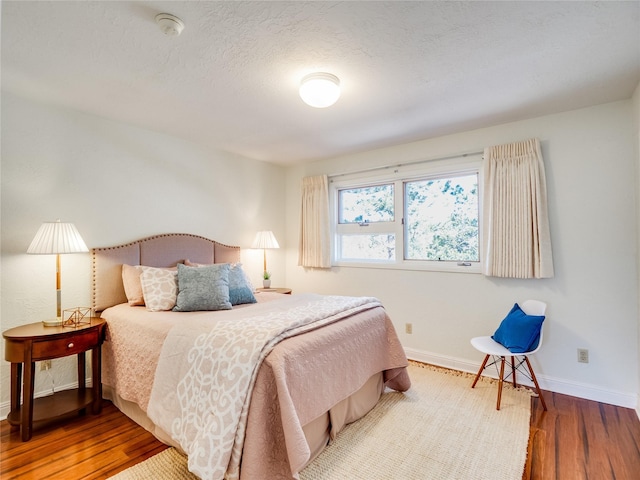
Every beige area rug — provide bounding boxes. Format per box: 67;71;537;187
109;363;532;480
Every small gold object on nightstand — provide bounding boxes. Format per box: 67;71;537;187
62;307;92;328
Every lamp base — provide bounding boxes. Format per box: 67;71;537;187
42;318;63;327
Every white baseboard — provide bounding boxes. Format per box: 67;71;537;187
404;347;638;410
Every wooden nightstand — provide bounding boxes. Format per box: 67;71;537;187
3;318;106;441
256;288;292;295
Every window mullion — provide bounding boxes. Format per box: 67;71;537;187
395;179;404;264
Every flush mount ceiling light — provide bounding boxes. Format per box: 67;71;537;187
299;72;341;108
155;13;185;37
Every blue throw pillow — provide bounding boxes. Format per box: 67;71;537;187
492;303;545;353
228;263;257;306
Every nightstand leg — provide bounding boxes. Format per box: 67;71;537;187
91;345;102;414
77;351;86;391
10;363;21;410
9;363;22;429
77;351;87;415
21;357;35;441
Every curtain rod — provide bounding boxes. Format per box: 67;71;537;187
328;149;484;180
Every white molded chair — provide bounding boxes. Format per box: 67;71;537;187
470;300;547;411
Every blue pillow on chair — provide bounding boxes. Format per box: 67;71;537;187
492;303;545;353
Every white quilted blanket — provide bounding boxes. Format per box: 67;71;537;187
146;294;382;480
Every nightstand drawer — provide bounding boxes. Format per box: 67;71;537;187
32;330;99;360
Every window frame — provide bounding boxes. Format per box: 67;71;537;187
330;155;483;274
335;180;398;263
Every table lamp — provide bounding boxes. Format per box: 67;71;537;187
251;230;279;282
27;220;89;325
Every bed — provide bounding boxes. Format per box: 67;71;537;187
91;233;410;480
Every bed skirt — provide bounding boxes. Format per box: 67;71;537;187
103;371;384;474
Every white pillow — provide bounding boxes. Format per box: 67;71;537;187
140;267;178;311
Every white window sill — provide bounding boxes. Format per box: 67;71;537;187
332;260;482;274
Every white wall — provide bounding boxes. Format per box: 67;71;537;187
285;100;639;408
0;93;287;411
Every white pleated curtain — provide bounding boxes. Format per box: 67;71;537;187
298;175;331;268
482;138;554;278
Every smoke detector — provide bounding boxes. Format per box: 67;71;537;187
155;13;185;37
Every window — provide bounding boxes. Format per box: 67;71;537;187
331;156;481;273
404;173;479;262
336;184;396;261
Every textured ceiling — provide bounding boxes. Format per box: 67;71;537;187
2;1;639;165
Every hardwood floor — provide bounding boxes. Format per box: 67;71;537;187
525;392;640;479
1;393;639;479
0;402;166;479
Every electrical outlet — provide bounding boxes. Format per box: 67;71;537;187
40;360;52;371
405;323;412;334
577;348;589;364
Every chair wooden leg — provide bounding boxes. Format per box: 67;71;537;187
524;357;547;411
511;355;517;387
496;356;506;410
472;354;490;388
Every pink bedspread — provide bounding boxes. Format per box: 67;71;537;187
101;293;410;480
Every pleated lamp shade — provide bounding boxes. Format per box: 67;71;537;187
27;220;88;321
252;231;279;276
27;220;88;254
251;231;280;250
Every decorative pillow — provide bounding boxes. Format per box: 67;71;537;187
140;267;178;312
228;263;257;305
492;303;545;353
122;264;144;306
184;260;256;306
173;263;232;312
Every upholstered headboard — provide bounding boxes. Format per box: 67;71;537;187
91;233;241;313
